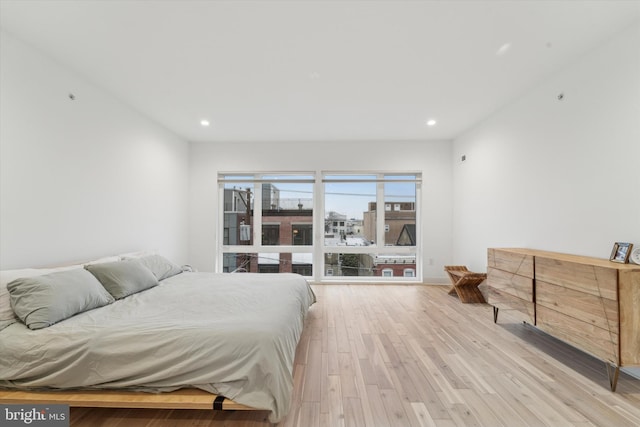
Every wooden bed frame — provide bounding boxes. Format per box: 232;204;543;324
0;260;310;418
0;388;256;411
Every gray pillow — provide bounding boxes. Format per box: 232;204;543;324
134;254;183;281
85;259;159;300
7;268;115;330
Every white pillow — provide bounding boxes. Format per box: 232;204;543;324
84;255;121;266
0;265;83;331
0;254;148;330
8;268;115;330
118;250;155;259
85;259;159;299
122;254;182;281
1;269;36;330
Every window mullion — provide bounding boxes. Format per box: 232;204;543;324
415;180;422;280
216;182;224;272
314;173;324;282
252;175;262;246
376;174;385;247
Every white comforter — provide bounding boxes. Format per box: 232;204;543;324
0;272;316;422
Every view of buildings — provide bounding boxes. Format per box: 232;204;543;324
223;183;416;277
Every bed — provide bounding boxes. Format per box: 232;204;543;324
0;255;316;423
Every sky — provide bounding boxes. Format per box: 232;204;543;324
225;175;417;220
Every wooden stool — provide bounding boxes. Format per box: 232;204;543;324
444;265;487;303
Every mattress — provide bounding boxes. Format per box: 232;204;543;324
0;272;316;422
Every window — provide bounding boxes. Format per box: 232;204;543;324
222;252;257;273
324;176;376;246
292;253;313;276
262;224;280;245
222;179;254;247
258;264;279;273
384;176;416;247
292;264;312;276
220;174;314;275
324;253;375;277
293;224;312;245
219;172;420;281
261;178;313;246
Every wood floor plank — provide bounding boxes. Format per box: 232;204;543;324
319;353;329;414
56;284;640;426
364;384;391;427
386;360;422;402
400;358;452;420
448;402;483;427
295;402;319;427
465;384;533;427
457;389;506;427
327;326;340;375
379;387;414;427
410;402;438;427
327;375;345;427
350;344;379;427
338;352;359;398
343;397;366;427
301;339;322;403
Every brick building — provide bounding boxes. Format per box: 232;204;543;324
223;186;313;274
363;201;416;246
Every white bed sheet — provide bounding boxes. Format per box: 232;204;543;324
0;272;316;422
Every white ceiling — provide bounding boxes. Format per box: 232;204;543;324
1;0;639;142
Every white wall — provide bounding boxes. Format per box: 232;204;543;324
0;31;190;269
452;23;640;272
189;140;452;281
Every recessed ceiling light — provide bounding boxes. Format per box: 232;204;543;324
496;43;512;56
426;119;437;127
200;119;210;127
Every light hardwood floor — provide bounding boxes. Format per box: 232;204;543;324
71;284;640;426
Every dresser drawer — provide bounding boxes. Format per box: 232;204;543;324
487;249;534;278
536;280;618;334
487;267;534;302
535;257;617;300
620;269;640;366
487;287;534;324
537;305;619;365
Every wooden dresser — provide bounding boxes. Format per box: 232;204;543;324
487;248;640;391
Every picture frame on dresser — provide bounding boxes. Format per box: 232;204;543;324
610;242;633;263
